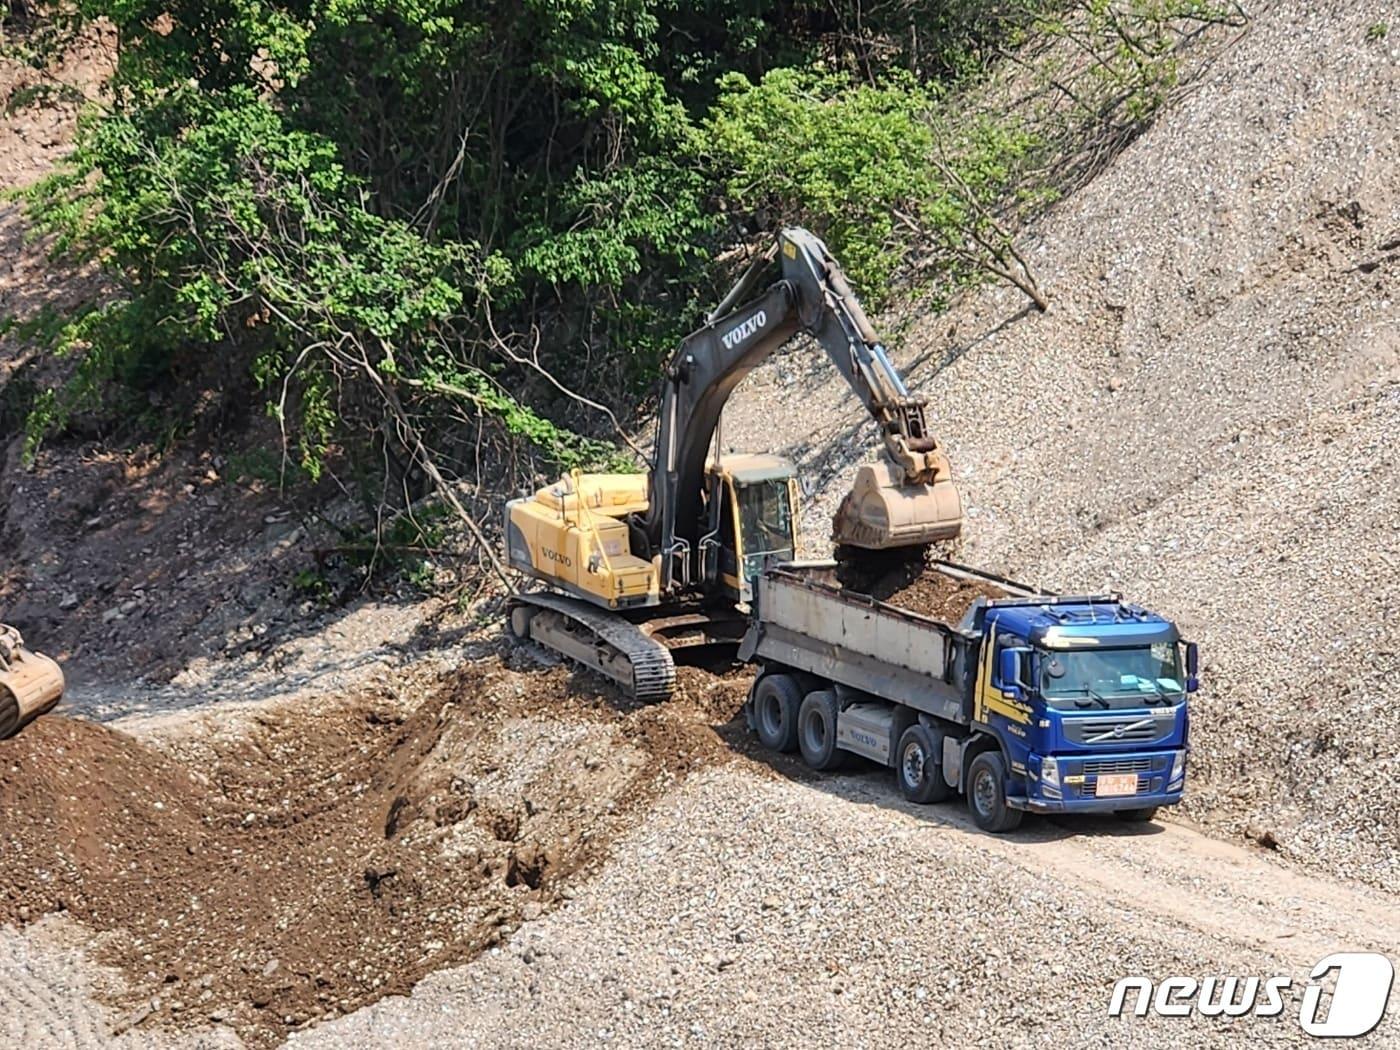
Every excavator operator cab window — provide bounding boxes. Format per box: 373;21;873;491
734;478;796;580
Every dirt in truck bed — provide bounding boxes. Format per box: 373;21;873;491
0;659;751;1046
835;549;1009;623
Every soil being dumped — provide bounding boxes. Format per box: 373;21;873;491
0;656;753;1046
836;549;1010;623
877;572;1009;623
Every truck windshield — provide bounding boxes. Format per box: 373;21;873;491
736;478;795;578
1039;644;1184;710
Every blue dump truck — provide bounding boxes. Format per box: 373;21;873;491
739;560;1195;832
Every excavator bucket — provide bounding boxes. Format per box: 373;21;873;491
0;625;64;740
832;461;963;550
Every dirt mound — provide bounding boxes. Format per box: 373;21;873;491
0;716;208;899
876;572;1007;623
836;551;1008;622
0;655;751;1046
669;664;752;721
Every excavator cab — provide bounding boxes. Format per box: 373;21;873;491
701;455;800;603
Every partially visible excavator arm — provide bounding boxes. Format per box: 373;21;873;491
0;624;64;740
643;227;962;589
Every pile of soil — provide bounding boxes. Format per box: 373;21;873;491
835;549;1009;623
0;655;752;1046
878;572;1009;623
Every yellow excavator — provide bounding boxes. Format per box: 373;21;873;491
0;624;64;740
504;227;962;701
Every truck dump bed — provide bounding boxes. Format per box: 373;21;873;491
739;560;1041;726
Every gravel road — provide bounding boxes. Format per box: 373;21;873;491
0;916;240;1049
290;761;1400;1049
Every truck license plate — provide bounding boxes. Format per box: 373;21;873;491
1095;774;1139;797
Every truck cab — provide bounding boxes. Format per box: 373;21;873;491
974;600;1195;820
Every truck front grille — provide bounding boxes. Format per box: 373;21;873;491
1083;757;1153;776
1066;717;1163;744
1074;776;1160;797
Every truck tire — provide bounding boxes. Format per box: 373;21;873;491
797;690;844;772
896;725;953;804
752;674;802;753
1114;807;1159;823
967;751;1023;833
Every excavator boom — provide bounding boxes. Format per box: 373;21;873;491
504;226;963;702
646;227;961;584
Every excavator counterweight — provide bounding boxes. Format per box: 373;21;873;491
0;625;64;740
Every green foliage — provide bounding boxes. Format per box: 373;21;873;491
705;69;939;300
702;67;1045;305
226;447;290;486
3;80;82;114
337;500;452;592
292;566;335;605
1367;22;1388;41
1025;1;1247;157
9;0;1237;514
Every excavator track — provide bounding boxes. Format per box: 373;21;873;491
507;592;676;704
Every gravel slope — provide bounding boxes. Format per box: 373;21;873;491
722;0;1400;887
3;2;1398;1047
291;763;1400;1049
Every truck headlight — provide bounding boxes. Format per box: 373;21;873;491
1040;756;1059;787
1169;750;1186;786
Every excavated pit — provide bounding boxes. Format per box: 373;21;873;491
0;550;997;1047
0;659;752;1046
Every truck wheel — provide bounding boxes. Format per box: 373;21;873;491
896;725;953;804
967;751;1023;833
752;674;801;753
798;690;844;772
1114;807;1159;823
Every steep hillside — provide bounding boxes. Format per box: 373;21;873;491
3;5;1400;1044
724;0;1400;885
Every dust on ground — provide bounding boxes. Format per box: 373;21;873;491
0;653;754;1047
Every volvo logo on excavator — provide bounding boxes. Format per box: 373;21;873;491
721;310;767;350
540;546;572;568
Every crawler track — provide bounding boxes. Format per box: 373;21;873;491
507;592;677;703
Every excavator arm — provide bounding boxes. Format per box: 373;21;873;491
643;227;962;589
501;226;962;702
0;625;64;740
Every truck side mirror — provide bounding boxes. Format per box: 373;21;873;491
998;647;1027;698
1185;641;1199;693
